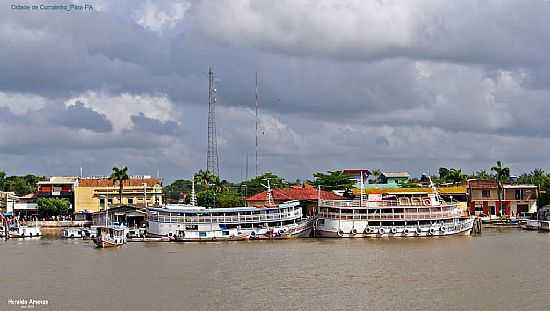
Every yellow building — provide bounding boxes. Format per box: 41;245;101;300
74;177;163;213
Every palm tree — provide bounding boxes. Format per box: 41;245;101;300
111;166;129;206
370;169;382;184
447;168;467;184
473;170;493;180
194;170;220;191
491;161;510;217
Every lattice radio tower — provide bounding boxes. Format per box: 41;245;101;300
207;66;219;177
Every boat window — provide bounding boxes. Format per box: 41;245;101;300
199;232;207;237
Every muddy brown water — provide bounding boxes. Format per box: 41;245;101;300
1;228;549;311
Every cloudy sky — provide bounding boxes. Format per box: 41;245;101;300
1;0;550;182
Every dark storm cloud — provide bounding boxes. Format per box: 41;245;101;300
48;101;113;133
2;0;550;181
130;112;180;135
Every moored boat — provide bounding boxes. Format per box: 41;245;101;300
63;227;85;238
519;219;541;230
148;200;314;241
93;225;127;248
174;231;249;242
316;178;474;238
8;223;41;238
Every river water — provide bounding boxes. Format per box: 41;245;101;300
1;228;550;311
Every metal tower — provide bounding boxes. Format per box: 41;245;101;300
255;72;259;176
207;66;219;177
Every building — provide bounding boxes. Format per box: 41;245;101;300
74;176;163;213
245;184;342;215
468;180;538;217
342;169;411;189
0;191;38;216
92;205;147;228
37;176;78;210
342;169;370;188
378;172;410;185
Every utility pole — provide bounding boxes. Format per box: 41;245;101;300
207;66;220;177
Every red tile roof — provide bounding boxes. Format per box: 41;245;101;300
78;178;161;187
246;184;342;202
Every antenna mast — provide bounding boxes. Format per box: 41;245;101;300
207;66;220;177
255;72;259;176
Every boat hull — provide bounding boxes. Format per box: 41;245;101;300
250;218;315;240
8;226;42;238
173;234;249;242
316;217;475;238
94;237;125;248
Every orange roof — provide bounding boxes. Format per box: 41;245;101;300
78;178;161;187
246;184;342;202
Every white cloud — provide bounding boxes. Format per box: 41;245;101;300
0;92;47;114
64;92;181;131
134;0;190;33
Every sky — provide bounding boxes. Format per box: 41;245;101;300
1;0;550;182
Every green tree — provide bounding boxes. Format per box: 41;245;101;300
439;167;450;181
446;168;467;184
491;161;510;217
2;174;45;196
312;170;355;191
240;172;285;195
110;166;129;205
0;170;5;191
37;197;71;216
196;188;245;208
518;169;550;207
194;170;220;190
473;170;493;180
164;179;193;202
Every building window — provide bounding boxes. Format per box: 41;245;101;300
482;190;490;198
128;198;134;204
99;198;105;208
515;190;522;200
108;199;113;205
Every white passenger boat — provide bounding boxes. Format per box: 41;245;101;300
519;219;540;230
9;225;42;238
63;227;85;238
316;178;474;238
148;200;314;241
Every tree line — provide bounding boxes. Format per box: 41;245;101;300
4;161;550;211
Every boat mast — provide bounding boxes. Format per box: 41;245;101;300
360;170;364;207
191;176;197;206
261;178;274;207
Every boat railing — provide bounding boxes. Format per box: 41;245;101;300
149;211;302;224
317;210;458;221
319;199;456;209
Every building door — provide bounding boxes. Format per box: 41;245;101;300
517;204;528;214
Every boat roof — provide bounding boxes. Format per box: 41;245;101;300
150;200;300;213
